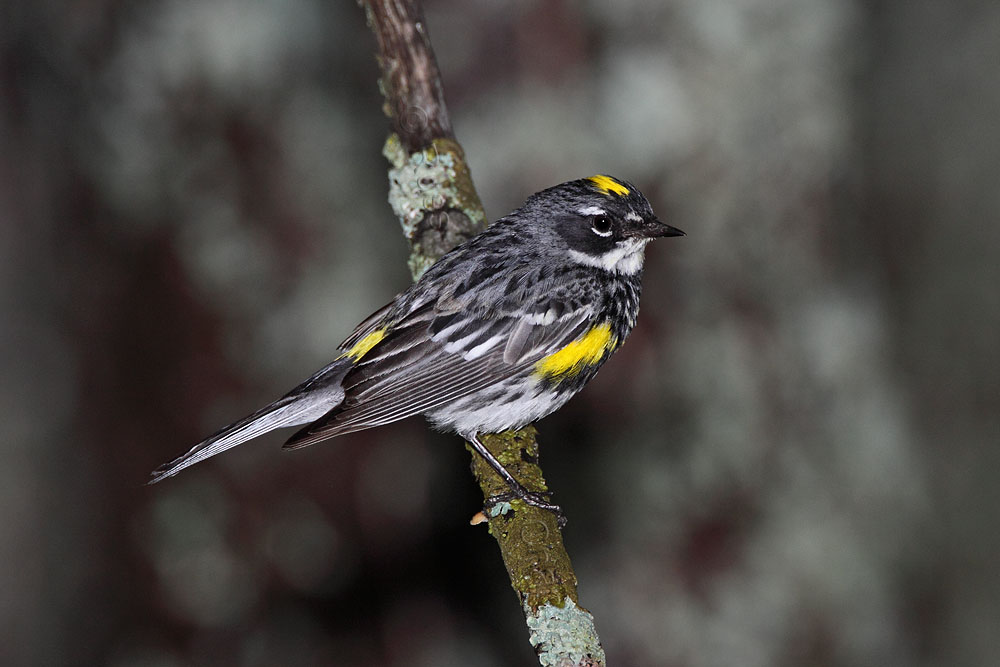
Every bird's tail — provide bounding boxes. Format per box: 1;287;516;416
149;359;351;484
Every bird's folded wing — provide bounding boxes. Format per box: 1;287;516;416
281;294;594;449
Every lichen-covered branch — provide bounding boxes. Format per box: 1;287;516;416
361;1;605;664
467;428;605;666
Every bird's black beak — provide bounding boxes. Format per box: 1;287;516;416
627;217;685;239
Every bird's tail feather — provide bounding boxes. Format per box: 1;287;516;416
149;361;350;483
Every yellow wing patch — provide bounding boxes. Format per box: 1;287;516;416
343;328;387;361
587;175;630;197
535;323;617;379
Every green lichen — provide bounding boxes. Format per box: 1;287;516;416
487;499;514;519
526;599;606;667
383;134;486;279
382;132;408;169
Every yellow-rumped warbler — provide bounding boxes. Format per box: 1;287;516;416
151;175;683;516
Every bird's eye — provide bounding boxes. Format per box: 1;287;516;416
591;215;613;237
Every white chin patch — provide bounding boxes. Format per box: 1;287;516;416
568;239;648;274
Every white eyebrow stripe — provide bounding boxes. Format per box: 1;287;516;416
625;211;642;222
578;205;607;216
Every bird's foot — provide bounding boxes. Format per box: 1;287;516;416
484;489;567;528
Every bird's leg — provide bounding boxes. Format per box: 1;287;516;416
467;432;566;527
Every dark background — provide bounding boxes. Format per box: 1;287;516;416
2;1;998;665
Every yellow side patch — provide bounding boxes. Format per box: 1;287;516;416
343;328;387;361
587;175;630;197
535;323;617;379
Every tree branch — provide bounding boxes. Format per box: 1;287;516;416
361;2;606;664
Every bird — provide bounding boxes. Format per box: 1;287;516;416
150;174;683;518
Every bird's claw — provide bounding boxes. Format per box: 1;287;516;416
484;490;567;528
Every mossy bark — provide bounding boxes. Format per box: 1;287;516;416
469;428;576;609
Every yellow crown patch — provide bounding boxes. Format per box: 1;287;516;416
587;175;630;197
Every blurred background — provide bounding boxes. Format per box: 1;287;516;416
2;0;998;665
